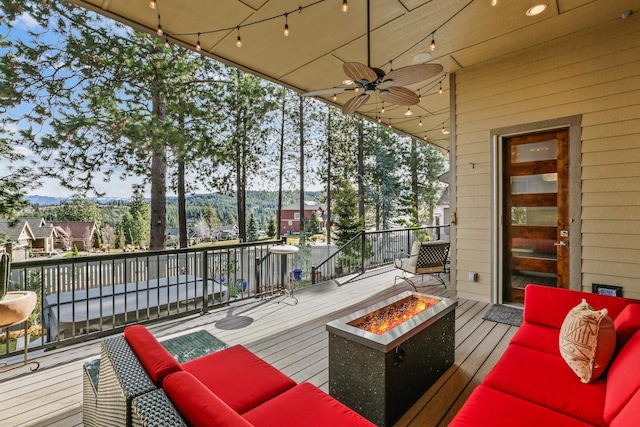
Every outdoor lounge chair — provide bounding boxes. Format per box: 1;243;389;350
394;241;450;290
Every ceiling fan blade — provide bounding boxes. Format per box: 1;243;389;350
342;94;370;115
379;86;420;106
302;87;353;97
382;64;444;87
343;62;378;84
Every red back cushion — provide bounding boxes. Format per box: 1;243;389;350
604;331;640;423
523;285;631;328
613;303;640;351
124;325;182;386
164;371;253;427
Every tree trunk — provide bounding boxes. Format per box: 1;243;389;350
326;109;332;245
277;96;285;239
357;117;365;221
411;138;420;224
177;156;187;248
150;91;167;251
299;96;305;243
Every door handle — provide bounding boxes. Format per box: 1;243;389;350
554;241;568;247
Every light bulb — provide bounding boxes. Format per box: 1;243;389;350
149;0;156;9
381;103;385;113
377;116;381;123
418;91;422;101
236;27;242;47
196;34;201;51
157;24;163;36
439;82;443;94
388;122;392;129
491;0;497;6
419;118;423;126
404;107;413;116
342;1;348;12
164;37;170;48
284;14;289;36
430;36;436;51
354;87;359;93
333;94;337;101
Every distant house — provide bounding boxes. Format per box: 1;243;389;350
22;217;58;255
218;224;239;240
278;201;326;235
52;221;96;251
0;219;35;261
165;227;197;247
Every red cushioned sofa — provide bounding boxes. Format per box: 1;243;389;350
122;325;375;427
450;284;640;427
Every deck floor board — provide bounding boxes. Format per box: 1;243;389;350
0;268;512;426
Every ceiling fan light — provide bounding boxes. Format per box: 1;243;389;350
413;52;432;63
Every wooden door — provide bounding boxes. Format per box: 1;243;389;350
502;129;569;303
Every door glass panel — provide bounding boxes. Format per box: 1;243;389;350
511;174;558;194
511;207;557;226
511;140;557;163
511;238;557;260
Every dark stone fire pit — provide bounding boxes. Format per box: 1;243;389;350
326;291;457;426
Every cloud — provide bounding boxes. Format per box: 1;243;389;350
14;13;41;31
13;145;34;157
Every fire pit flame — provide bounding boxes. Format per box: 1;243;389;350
348;295;439;335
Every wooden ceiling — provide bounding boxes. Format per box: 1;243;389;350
67;0;635;149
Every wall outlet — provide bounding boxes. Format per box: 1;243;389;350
468;272;478;282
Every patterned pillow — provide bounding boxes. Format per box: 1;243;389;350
559;299;616;383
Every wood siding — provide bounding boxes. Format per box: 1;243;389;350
454;18;640;300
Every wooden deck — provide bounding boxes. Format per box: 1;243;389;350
0;267;518;427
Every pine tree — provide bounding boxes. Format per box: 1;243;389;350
247;212;259;242
267;216;277;238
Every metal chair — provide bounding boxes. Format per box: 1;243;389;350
394;241;450;290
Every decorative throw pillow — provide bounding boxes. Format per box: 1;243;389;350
559;299;616;383
409;241;421;267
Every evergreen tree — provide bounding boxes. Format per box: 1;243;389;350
267;216;276;238
247;212;259;242
56;194;102;224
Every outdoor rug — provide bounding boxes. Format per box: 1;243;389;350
482;304;523;327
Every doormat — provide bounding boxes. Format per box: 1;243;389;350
482;304;523;327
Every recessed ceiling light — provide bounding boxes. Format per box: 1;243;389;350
413;52;432;63
526;4;547;16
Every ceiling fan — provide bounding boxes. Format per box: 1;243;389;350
303;62;443;115
302;0;443;115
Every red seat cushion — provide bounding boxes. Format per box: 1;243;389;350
242;382;375;427
450;385;596;427
484;344;607;426
610;384;640;427
124;325;182;386
163;371;253;427
510;322;560;355
604;331;640;423
182;345;296;414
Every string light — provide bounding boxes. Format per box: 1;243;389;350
491;0;498;6
196;33;201;51
442;123;450;134
342;1;348;12
164;37;170;48
388;120;392;129
404;107;413;116
381;102;385;113
236;26;242;47
157;19;163;36
430;33;436;51
424;132;428;141
333;94;337;101
149;0;156;9
419;117;423;126
418;90;422;101
283;13;289;36
439;82;443;93
377;116;381;123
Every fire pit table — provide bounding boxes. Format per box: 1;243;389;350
326;291;457;426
